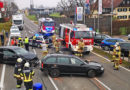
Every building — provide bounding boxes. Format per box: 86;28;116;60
114;0;130;20
91;0;130;20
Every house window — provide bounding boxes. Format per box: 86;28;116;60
127;1;130;4
129;8;130;11
117;8;122;12
123;16;127;19
129;15;130;19
123;8;127;12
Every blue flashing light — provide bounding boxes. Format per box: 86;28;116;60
45;27;53;32
89;28;93;31
33;83;42;90
35;34;39;37
73;28;77;31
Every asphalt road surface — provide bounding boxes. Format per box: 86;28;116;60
0;15;130;90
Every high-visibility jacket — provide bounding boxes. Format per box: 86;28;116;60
33;36;36;40
20;67;35;82
14;62;24;78
11;40;18;46
24;38;29;44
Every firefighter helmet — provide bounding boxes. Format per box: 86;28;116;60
17;58;23;63
115;47;119;51
24;62;30;67
116;42;119;46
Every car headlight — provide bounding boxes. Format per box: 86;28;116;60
101;67;104;71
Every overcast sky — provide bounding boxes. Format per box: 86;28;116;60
14;0;61;9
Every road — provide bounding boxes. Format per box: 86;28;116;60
0;16;130;90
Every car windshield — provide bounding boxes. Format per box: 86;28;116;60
11;27;18;30
14;20;22;25
37;37;43;41
75;31;93;39
11;30;19;33
14;48;28;55
44;22;55;26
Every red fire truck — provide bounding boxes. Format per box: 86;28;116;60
59;23;94;54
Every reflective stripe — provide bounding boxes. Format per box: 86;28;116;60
16;85;21;88
14;74;21;78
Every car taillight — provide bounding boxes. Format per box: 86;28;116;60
41;62;44;68
101;42;104;44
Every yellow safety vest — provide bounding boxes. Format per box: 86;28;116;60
25;38;29;43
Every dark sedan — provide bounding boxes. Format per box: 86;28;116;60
41;54;104;78
0;46;39;66
119;42;130;57
94;34;111;45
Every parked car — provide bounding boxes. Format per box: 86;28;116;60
41;54;104;78
94;34;111;45
29;35;52;48
101;38;125;51
128;34;130;40
118;42;130;57
10;25;19;32
10;26;21;38
0;46;39;66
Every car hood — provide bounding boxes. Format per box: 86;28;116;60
20;52;37;60
88;61;102;67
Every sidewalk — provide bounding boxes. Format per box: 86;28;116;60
94;46;130;62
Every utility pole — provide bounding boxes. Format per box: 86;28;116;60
111;0;113;36
74;0;77;26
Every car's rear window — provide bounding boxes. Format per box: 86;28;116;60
45;57;56;63
57;57;70;64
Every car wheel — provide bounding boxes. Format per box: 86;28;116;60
86;51;90;54
87;70;96;78
50;69;60;78
104;46;109;51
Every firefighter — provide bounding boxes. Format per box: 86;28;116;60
52;34;56;46
20;62;35;90
54;39;61;53
41;41;48;57
24;37;29;51
18;37;24;48
14;58;24;88
77;38;85;57
11;37;18;46
113;44;121;70
32;35;36;49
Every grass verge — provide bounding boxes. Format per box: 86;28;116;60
93;47;130;69
50;13;61;17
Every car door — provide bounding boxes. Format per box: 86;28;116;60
3;49;18;64
69;57;86;73
57;56;72;73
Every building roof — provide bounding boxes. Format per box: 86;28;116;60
91;0;123;9
103;0;123;8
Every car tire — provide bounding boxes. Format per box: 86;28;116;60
104;46;109;51
50;69;60;78
87;70;96;78
86;51;90;54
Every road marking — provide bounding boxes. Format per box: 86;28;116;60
0;36;11;89
94;78;111;90
92;52;130;72
48;76;59;90
32;49;59;90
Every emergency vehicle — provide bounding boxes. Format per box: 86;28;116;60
38;18;55;37
59;24;94;54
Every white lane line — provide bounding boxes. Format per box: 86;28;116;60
32;49;59;90
0;36;11;89
94;78;111;90
92;52;130;72
48;76;59;90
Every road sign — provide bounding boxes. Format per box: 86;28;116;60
77;7;83;21
98;0;102;14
